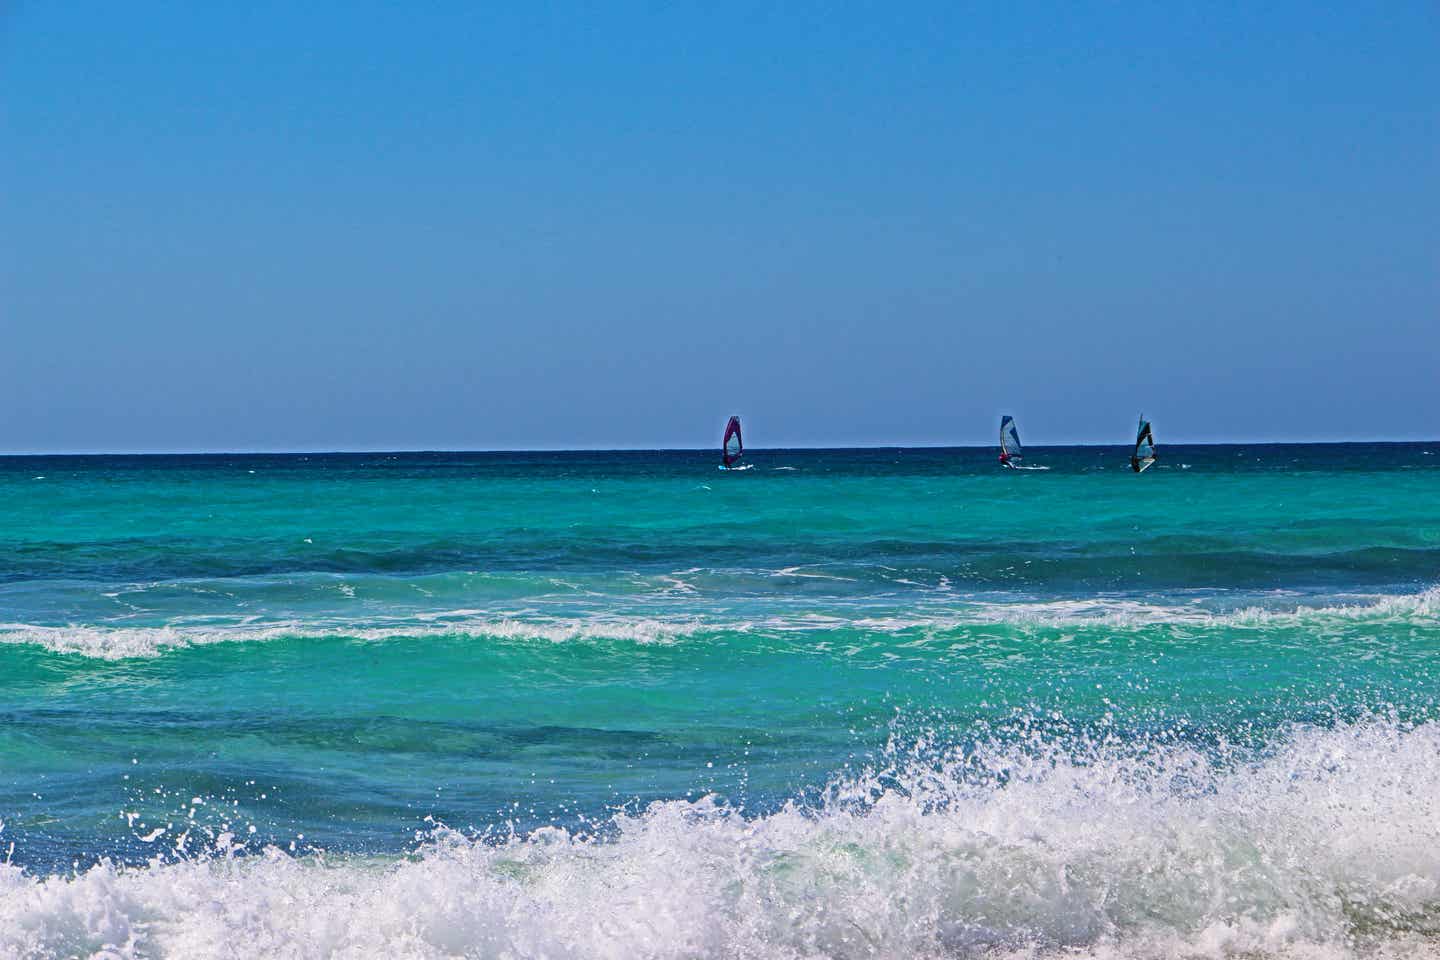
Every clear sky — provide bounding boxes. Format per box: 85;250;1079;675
2;2;1436;452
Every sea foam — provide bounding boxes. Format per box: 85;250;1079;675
2;716;1439;959
0;586;1435;660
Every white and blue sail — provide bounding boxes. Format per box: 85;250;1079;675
999;416;1023;468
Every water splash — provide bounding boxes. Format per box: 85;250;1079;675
3;715;1439;958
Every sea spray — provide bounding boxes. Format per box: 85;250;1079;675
2;716;1439;958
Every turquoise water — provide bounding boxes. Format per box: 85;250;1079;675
1;446;1439;958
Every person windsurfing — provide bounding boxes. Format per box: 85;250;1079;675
1130;416;1156;473
999;415;1022;469
721;416;743;469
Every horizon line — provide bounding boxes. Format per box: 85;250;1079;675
1;438;1436;457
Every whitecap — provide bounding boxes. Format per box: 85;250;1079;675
1;586;1437;659
3;717;1439;958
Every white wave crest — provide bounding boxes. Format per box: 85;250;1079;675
0;615;714;660
956;586;1440;630
3;718;1440;958
0;586;1435;660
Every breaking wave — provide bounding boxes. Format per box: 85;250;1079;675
2;716;1439;958
0;587;1436;660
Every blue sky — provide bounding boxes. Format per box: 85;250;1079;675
2;2;1436;451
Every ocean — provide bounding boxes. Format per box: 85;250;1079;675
0;445;1437;958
